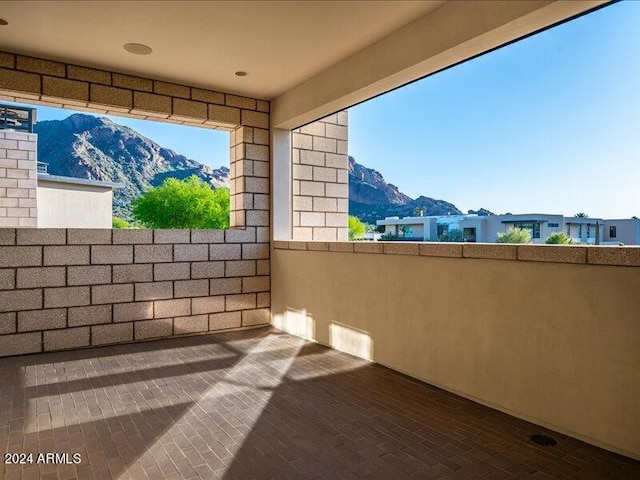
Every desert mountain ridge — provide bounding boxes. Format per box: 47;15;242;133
35;113;491;222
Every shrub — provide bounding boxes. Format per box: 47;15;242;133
496;227;531;244
348;215;366;240
132;176;229;229
380;232;399;241
112;217;130;229
545;232;574;244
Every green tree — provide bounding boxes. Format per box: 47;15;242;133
439;228;464;242
348;215;366;240
132;176;230;229
574;212;589;218
112;217;131;229
545;232;574;244
496;227;531;243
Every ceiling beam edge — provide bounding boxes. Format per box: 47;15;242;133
271;0;608;130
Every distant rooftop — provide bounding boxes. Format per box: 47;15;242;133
0;103;36;133
38;172;122;189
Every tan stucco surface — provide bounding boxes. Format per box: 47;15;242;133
272;0;606;128
272;249;640;459
0;1;442;99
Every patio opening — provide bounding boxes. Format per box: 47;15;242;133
345;0;639;245
0;100;230;230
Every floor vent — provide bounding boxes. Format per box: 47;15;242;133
530;434;558;447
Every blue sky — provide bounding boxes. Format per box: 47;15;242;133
9;1;639;218
349;0;640;218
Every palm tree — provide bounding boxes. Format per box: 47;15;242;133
574;212;589;218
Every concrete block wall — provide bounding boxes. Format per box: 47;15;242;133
230;125;270;228
0;130;37;227
291;111;349;241
0;51;271;357
0;228;270;357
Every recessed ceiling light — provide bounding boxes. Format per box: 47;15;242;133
123;43;153;55
0;18;9;26
234;71;248;77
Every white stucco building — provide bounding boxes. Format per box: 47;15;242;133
602;218;640;246
37;166;120;229
377;213;636;245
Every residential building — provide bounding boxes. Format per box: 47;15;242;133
603;218;640;245
37;165;119;228
377;212;626;244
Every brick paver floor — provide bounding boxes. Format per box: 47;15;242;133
1;326;639;480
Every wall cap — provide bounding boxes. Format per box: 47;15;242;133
274;241;640;267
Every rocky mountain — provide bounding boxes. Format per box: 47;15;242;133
35;113;485;225
35;114;229;218
349;156;412;206
467;208;494;216
348;156;464;224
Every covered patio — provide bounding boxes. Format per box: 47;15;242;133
1;1;639;478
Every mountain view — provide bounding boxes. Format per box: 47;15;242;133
350;156;468;224
35;113;485;222
35;114;229;218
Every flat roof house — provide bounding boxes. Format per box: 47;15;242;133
377;212;623;244
0;1;639;479
603;218;640;245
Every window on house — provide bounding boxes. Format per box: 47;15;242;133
437;224;448;239
463;227;477;242
398;225;413;238
513;222;540;239
610;226;617;238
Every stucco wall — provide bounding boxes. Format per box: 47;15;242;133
604;219;640;245
37;181;113;228
271;242;640;460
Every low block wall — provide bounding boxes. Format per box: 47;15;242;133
272;241;640;460
0;228;270;357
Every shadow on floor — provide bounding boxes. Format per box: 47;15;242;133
222;341;640;480
1;327;639;480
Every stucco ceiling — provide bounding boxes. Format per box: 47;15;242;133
0;1;445;99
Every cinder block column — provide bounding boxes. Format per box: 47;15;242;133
0;130;37;227
291;111;348;241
